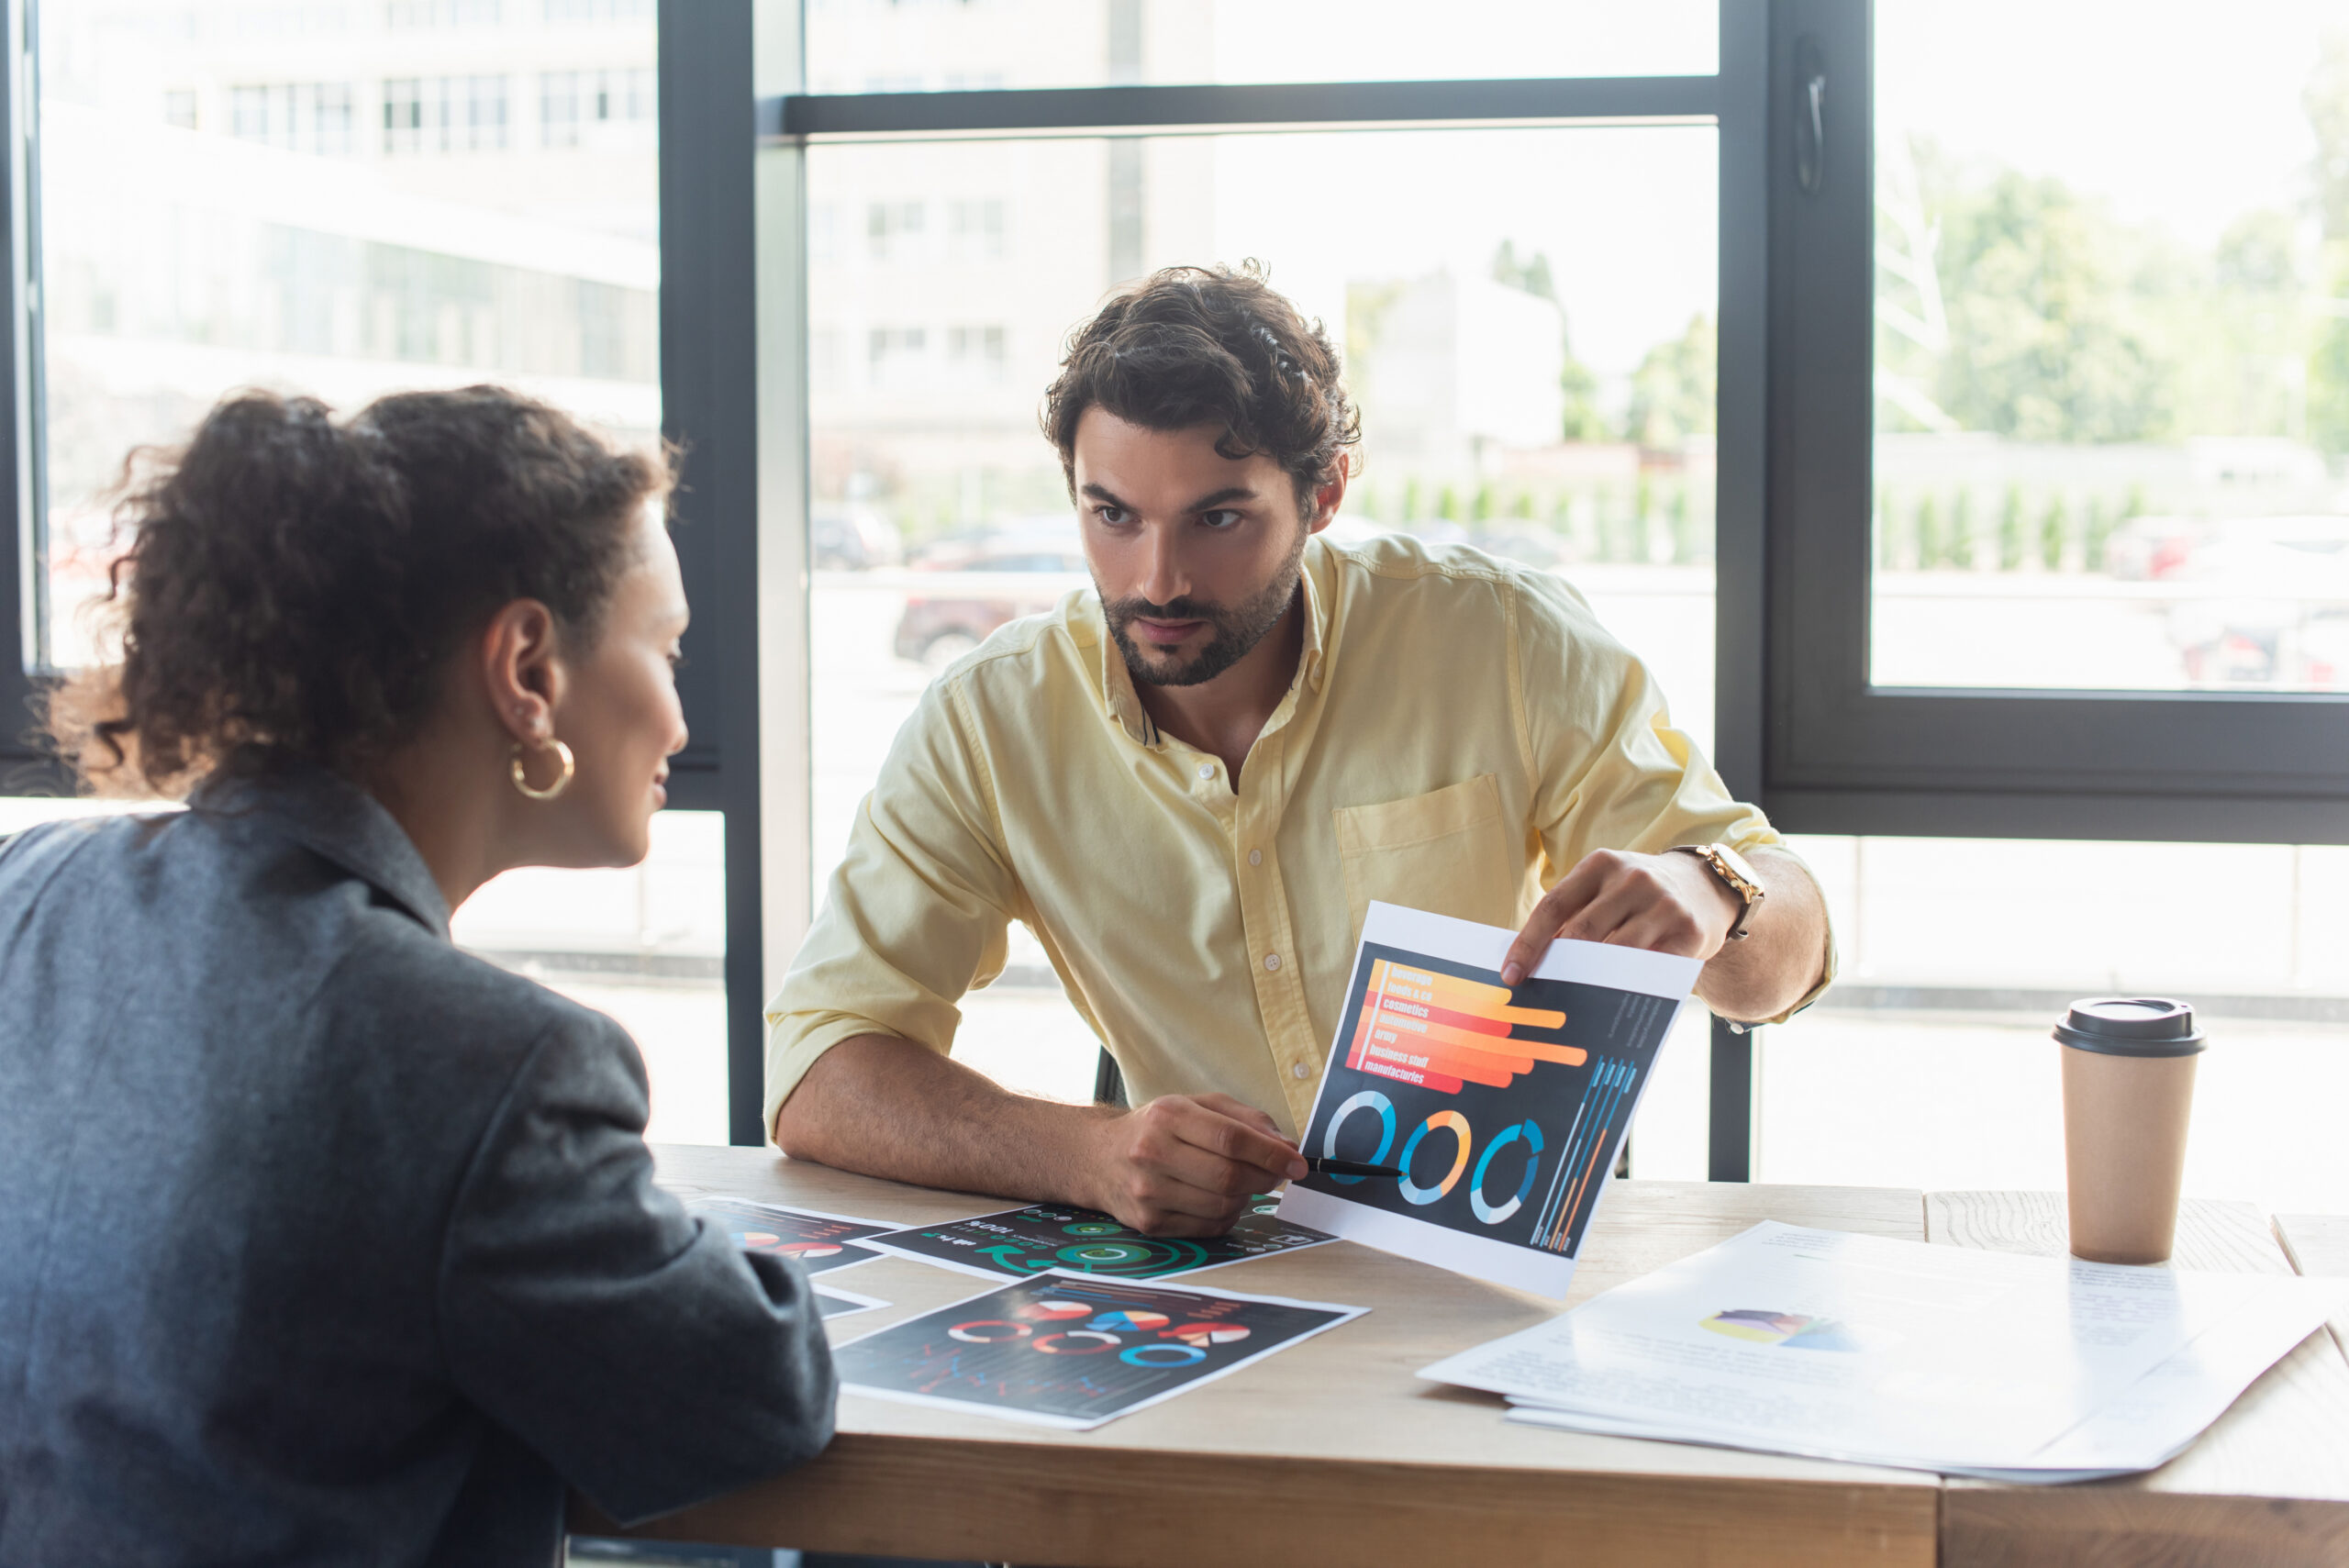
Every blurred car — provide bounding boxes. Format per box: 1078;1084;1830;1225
2103;515;2201;581
2162;517;2349;687
810;506;903;571
894;519;1090;668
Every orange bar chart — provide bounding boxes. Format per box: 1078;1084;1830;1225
1345;959;1585;1096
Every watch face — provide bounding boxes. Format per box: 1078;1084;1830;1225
1711;844;1762;898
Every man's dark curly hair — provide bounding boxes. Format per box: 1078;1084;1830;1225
1042;261;1362;515
44;384;671;796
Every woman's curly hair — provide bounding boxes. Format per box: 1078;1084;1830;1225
1042;261;1362;514
44;384;671;796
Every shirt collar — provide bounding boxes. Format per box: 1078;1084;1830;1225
1094;539;1335;746
191;762;453;939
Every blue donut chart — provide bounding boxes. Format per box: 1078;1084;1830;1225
1119;1342;1208;1368
1397;1111;1473;1207
1469;1118;1545;1225
1319;1090;1397;1184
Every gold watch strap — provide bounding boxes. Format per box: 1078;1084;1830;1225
1669;843;1763;940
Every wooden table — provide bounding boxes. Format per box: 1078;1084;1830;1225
578;1147;2349;1567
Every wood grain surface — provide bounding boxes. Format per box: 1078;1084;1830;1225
1931;1190;2349;1568
2275;1213;2349;1362
584;1146;1939;1567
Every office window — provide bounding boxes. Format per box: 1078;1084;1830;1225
540;67;655;150
1871;6;2347;695
383;76;426;151
21;0;718;1141
865;199;925;262
807;127;1721;1105
802;0;1717;95
161;88;197;130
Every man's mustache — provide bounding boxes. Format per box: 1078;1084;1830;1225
1108;595;1225;622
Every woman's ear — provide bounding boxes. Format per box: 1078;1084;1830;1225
479;599;568;746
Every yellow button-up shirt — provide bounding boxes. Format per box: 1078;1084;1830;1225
766;533;1825;1140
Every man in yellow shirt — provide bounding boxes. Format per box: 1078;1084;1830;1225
769;264;1831;1237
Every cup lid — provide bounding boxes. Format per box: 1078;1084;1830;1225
2054;997;2205;1057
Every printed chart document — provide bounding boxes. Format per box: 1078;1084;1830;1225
1422;1221;2340;1474
870;1197;1332;1282
688;1196;895;1276
834;1270;1364;1430
1278;902;1700;1297
814;1284;891;1320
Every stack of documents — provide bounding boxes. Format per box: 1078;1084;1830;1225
1419;1221;2343;1482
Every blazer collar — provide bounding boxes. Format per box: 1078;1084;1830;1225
192;763;453;940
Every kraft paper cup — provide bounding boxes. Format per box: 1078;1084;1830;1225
2055;998;2204;1265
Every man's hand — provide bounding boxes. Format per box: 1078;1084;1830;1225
1085;1093;1308;1238
1499;848;1740;986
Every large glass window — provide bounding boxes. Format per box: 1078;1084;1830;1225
1870;2;2349;694
804;0;1717;95
807;124;1721;1108
23;0;727;1142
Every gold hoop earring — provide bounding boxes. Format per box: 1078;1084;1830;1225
509;739;575;802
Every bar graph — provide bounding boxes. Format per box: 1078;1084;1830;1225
1343;958;1587;1095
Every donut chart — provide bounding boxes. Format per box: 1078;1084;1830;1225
1397;1110;1474;1206
1119;1342;1208;1368
1032;1330;1121;1354
1468;1119;1545;1225
1320;1090;1397;1184
946;1319;1030;1343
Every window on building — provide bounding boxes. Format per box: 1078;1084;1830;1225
162;88;198;131
384;77;426;152
865;199;925;263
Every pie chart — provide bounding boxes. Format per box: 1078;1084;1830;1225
1086;1308;1171;1333
1019;1298;1094;1322
947;1319;1031;1343
771;1241;843;1259
1162;1322;1251;1349
1032;1330;1121;1355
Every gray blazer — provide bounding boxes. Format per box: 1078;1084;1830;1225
0;766;835;1566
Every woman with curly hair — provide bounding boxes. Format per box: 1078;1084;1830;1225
0;386;834;1565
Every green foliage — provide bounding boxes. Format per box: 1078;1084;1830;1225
1593;487;1618;562
2084;495;2113;573
1511;490;1536;520
1997;486;2024;572
1472;483;1497;525
2039;493;2069;571
2310;30;2349;239
1623;315;1717;448
1915;494;1943;570
1669;485;1694;564
1948;490;1975;569
2122;483;2147;520
1877;485;1904;569
1400;476;1422;523
1494;239;1610;443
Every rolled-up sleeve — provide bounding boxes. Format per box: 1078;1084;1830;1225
439;1013;837;1526
1512;573;1834;1022
763;673;1021;1140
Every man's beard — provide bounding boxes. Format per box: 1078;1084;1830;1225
1100;532;1308;689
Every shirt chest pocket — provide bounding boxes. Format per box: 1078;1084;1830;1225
1332;773;1525;948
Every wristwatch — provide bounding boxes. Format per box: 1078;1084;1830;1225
1667;843;1765;940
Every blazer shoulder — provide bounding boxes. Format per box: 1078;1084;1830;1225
325;919;632;1070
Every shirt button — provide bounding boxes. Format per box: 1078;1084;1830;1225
1248;849;1263;866
1264;953;1281;972
1292;1062;1310;1080
1197;762;1216;781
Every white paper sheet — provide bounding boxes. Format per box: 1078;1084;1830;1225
1276;902;1700;1297
1421;1221;2317;1471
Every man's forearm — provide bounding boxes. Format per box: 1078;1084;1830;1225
1692;845;1831;1023
774;1033;1113;1207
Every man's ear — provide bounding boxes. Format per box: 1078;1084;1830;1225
479;599;567;746
1308;460;1350;534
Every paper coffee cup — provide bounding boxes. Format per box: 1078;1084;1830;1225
2055;998;2204;1265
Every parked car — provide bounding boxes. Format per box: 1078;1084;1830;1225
2162;517;2349;687
811;506;903;571
894;520;1090;668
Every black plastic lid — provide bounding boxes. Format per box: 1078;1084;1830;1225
2053;997;2205;1057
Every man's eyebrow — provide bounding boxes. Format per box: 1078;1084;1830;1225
1078;482;1130;508
1184;486;1256;512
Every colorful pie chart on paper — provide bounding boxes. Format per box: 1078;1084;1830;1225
1162;1322;1252;1348
1699;1308;1865;1352
1086;1308;1171;1333
1020;1298;1095;1322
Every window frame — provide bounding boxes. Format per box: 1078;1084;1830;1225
1757;0;2349;848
